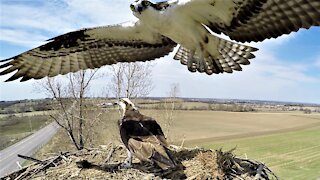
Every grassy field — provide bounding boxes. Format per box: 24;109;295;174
140;110;320;144
34;109;320;179
0;114;52;150
41;109;320;150
201;126;320;179
121;110;320;179
4;98;316;179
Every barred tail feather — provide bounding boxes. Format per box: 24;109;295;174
173;35;258;75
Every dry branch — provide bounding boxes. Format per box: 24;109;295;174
17;154;43;164
104;143;116;163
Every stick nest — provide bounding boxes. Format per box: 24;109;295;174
2;144;277;180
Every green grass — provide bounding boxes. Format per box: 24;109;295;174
0;115;52;150
0;115;51;135
201;126;320;179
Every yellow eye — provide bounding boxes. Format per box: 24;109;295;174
142;1;151;7
130;4;135;11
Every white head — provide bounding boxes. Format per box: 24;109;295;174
114;98;138;117
130;0;171;17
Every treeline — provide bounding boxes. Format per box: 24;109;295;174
0;98;80;114
143;102;256;112
0;100;53;114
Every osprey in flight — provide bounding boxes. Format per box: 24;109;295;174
113;98;176;170
0;0;319;81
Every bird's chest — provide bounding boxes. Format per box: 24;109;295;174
162;19;203;49
140;10;172;34
141;10;206;49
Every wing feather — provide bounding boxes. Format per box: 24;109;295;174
0;21;176;82
127;138;175;169
175;0;320;42
226;0;320;42
173;35;257;74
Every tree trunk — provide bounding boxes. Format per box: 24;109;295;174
78;72;85;150
68;130;80;150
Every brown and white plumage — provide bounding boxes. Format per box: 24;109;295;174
1;0;319;81
0;22;176;82
115;98;176;170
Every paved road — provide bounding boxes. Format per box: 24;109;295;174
0;122;60;177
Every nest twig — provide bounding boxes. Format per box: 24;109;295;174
1;145;278;180
215;148;278;180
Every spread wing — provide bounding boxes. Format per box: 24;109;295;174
175;0;320;42
0;21;176;82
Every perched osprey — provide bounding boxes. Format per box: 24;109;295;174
1;0;319;81
113;98;176;170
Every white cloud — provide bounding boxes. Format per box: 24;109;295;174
252;49;319;83
0;0;135;48
149;40;320;103
1;3;78;33
63;0;135;25
0;29;47;47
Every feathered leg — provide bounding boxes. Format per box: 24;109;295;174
121;149;133;168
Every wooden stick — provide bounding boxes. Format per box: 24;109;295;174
105;143;115;163
17;154;43;164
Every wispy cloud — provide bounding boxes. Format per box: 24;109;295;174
1;3;78;33
0;29;48;47
0;0;135;48
151;37;320;103
252;49;319;83
63;0;135;25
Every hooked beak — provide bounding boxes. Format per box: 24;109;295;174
130;4;143;14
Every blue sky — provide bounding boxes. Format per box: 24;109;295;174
0;0;320;103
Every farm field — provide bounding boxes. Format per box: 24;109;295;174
201;126;320;179
2;99;320;179
128;110;320;179
0;110;54;118
0;114;52;150
139;110;320;144
32;109;320;148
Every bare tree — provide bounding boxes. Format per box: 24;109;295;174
110;64;124;99
110;62;154;99
35;70;101;150
163;83;180;139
